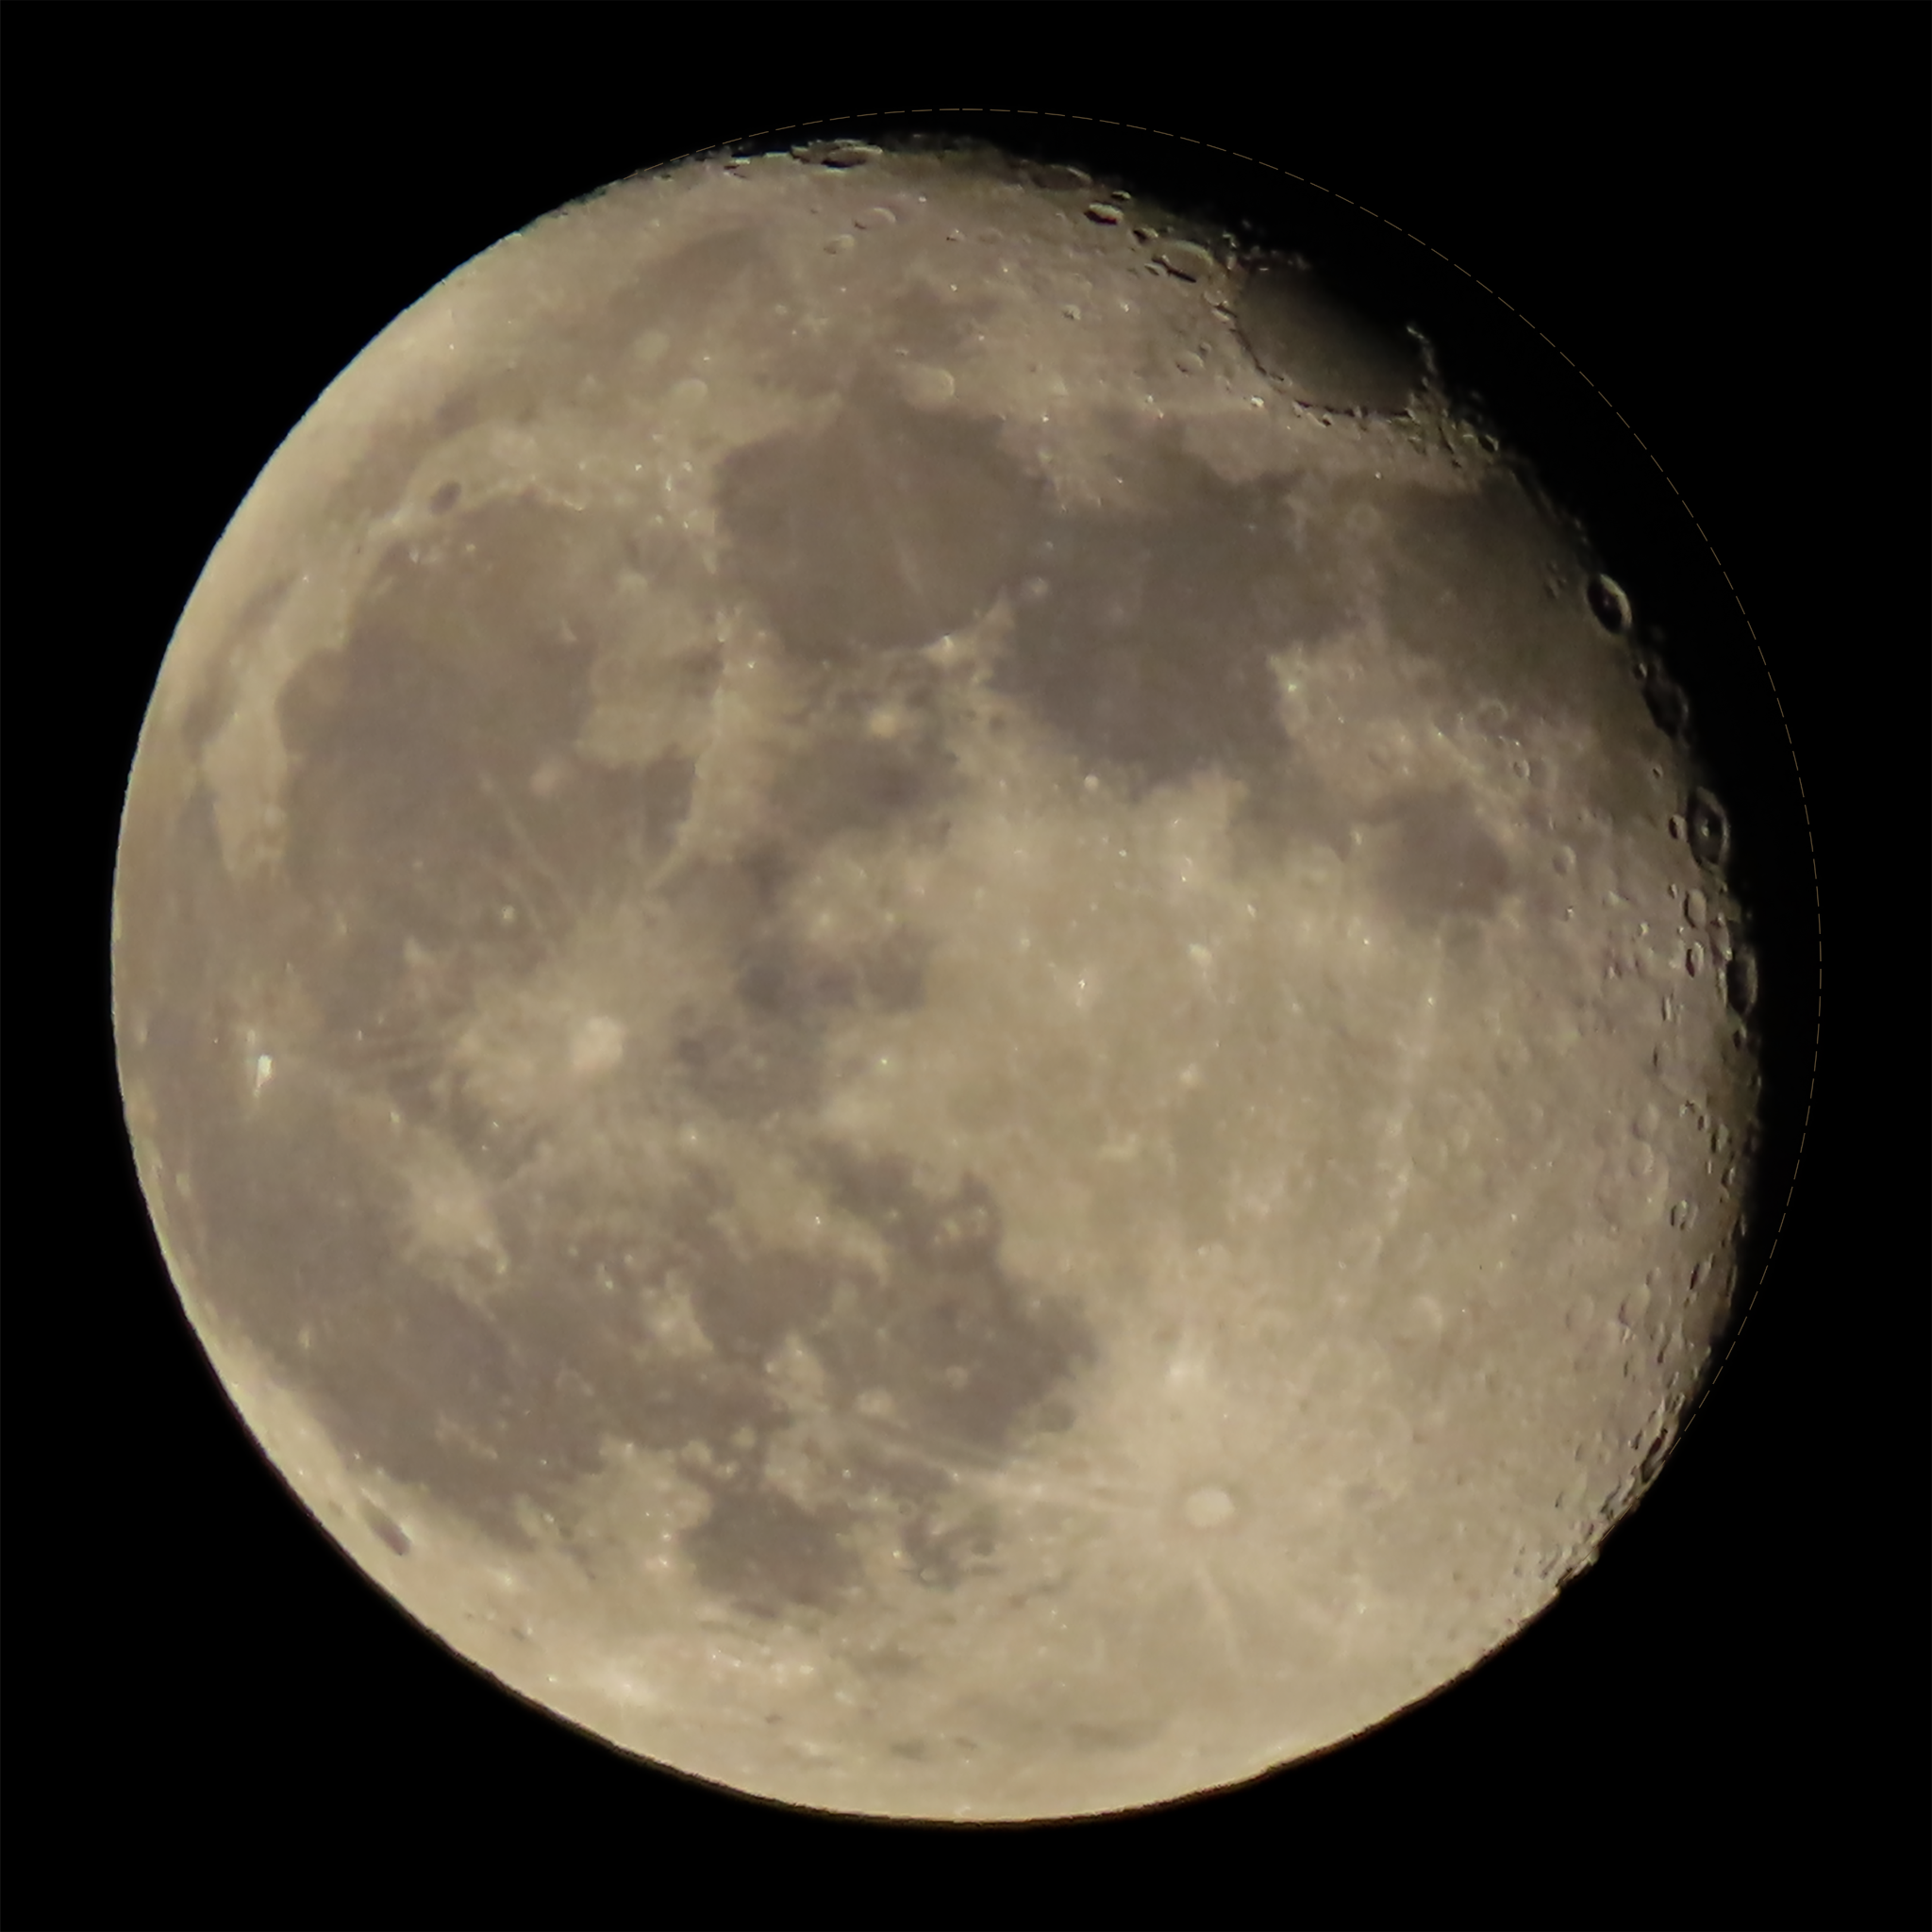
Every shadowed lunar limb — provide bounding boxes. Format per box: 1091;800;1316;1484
1233;254;1424;415
113;136;1762;1823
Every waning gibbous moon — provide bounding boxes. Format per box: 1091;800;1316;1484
111;129;1768;1823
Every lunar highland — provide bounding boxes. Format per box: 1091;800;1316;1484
112;137;1762;1821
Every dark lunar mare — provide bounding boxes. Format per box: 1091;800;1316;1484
123;467;1097;1610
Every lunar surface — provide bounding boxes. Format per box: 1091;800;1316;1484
112;137;1762;1821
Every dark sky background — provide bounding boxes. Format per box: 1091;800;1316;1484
8;9;1925;1930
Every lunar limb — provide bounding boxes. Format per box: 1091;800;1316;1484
113;138;1761;1821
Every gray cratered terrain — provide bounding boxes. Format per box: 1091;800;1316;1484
112;139;1759;1821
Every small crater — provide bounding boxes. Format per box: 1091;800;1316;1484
1724;946;1758;1018
1154;241;1216;282
568;1013;626;1078
363;1504;412;1556
822;143;883;169
1182;1485;1236;1530
899;363;956;408
1588;575;1632;634
1687;789;1730;869
1634;650;1690;739
428;481;461;515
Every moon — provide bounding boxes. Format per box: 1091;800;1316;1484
111;133;1764;1822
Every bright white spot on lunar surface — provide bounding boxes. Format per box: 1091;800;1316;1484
110;133;1764;1825
568;1014;626;1079
1183;1486;1237;1530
